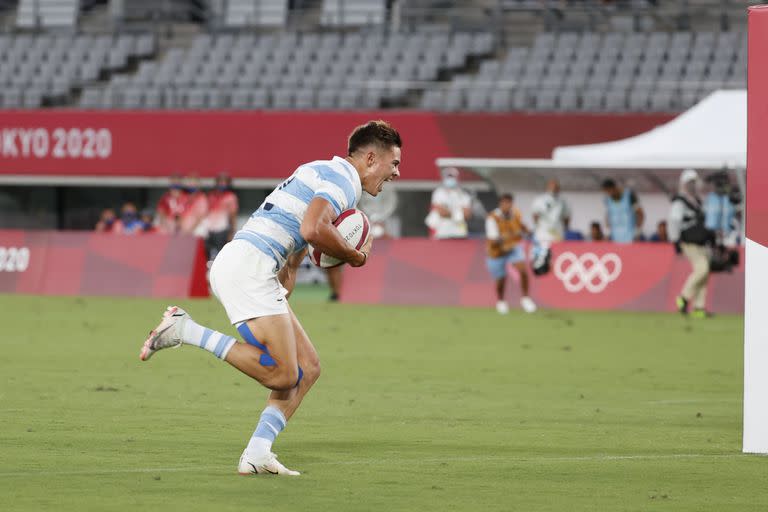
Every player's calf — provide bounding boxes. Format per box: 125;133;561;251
140;306;237;362
233;322;302;391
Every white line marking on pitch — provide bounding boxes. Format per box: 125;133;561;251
0;453;761;478
647;399;741;405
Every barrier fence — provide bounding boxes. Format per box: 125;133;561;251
0;230;208;298
341;239;744;314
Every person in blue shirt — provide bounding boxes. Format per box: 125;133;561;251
703;171;737;245
601;179;644;243
114;202;144;235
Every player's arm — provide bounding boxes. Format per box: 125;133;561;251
300;197;369;267
278;247;308;299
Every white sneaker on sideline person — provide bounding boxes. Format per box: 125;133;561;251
238;449;300;476
520;296;537;314
496;301;509;315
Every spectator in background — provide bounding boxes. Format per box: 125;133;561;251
179;175;209;237
669;169;713;318
485;193;536;315
704;171;738;246
140;209;156;233
205;173;239;261
425;167;472;239
649;221;669;242
589;221;605;241
532;178;571;245
601;178;644;243
95;208;117;232
113;202;144;234
156;174;188;234
564;227;584;241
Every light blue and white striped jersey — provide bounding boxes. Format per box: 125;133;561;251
234;156;362;270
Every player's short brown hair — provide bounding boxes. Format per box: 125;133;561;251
347;120;402;155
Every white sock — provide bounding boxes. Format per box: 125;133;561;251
246;406;287;457
247;437;272;458
181;318;236;360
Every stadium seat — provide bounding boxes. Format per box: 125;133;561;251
321;0;386;26
16;0;79;29
222;0;288;27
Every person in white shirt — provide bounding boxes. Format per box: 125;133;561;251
531;179;571;245
426;167;472;239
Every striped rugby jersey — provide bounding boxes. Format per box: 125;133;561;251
234;156;362;270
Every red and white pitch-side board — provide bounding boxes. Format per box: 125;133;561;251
341;239;744;314
744;5;768;454
0;231;208;298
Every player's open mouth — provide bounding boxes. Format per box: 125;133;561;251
378;176;395;191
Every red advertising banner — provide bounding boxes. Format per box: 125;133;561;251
341;239;744;313
748;8;768;249
0;111;670;181
0;230;208;298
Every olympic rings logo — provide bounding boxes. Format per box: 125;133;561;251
553;252;622;293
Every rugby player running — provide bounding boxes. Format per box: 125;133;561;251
139;121;402;475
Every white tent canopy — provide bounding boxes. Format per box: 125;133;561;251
552;90;746;168
436;90;746;193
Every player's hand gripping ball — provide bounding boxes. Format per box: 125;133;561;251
308;209;370;268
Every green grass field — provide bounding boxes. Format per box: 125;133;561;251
1;289;763;511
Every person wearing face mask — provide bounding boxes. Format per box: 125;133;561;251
179;175;209;237
601;178;644;243
531;178;571;245
668;169;715;318
113;202;145;235
425;167;472;239
140;209;157;233
95;208;118;232
704;171;738;247
205;173;240;261
156;174;188;234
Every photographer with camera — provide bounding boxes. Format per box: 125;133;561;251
668;169;715;318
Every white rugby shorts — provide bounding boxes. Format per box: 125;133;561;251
209;239;289;324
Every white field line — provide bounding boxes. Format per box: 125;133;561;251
0;453;761;478
646;399;741;405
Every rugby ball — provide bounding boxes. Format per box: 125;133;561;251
308;209;370;268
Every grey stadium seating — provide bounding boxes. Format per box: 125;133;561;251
0;33;155;109
420;30;747;113
88;29;494;110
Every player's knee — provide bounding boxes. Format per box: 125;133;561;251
268;366;300;391
303;357;321;385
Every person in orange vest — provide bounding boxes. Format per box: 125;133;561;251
485;193;536;315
